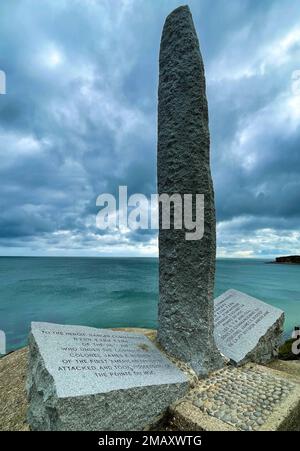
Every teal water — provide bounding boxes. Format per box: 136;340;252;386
0;257;299;353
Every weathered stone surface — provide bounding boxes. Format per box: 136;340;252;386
169;364;300;431
0;348;29;431
27;323;189;431
214;289;284;365
157;5;223;375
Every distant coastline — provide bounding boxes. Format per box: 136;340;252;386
268;255;300;265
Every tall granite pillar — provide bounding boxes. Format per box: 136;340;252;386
157;6;224;376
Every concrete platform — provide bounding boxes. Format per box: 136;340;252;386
169;363;300;431
1;332;299;431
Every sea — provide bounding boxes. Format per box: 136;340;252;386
0;257;299;353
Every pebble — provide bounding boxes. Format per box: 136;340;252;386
194;400;204;409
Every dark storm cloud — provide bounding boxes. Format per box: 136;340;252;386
0;0;299;256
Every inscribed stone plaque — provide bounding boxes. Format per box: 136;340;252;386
27;322;188;431
214;290;284;365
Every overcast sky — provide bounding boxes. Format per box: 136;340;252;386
0;0;299;257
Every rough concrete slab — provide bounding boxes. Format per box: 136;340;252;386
169;363;300;431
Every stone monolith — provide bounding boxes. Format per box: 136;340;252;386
157;5;224;375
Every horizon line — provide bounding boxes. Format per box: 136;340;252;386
0;255;277;259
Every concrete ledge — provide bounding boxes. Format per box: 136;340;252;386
267;359;300;378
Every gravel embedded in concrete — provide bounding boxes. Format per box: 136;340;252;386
192;365;296;431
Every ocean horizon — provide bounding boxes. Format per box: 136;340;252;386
0;256;299;354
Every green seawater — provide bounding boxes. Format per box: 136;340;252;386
0;257;299;353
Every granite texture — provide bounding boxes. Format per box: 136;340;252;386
157;5;223;375
214;290;284;365
26;323;189;431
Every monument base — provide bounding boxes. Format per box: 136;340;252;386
187;350;227;379
0;332;299;431
169;363;300;431
157;331;226;378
